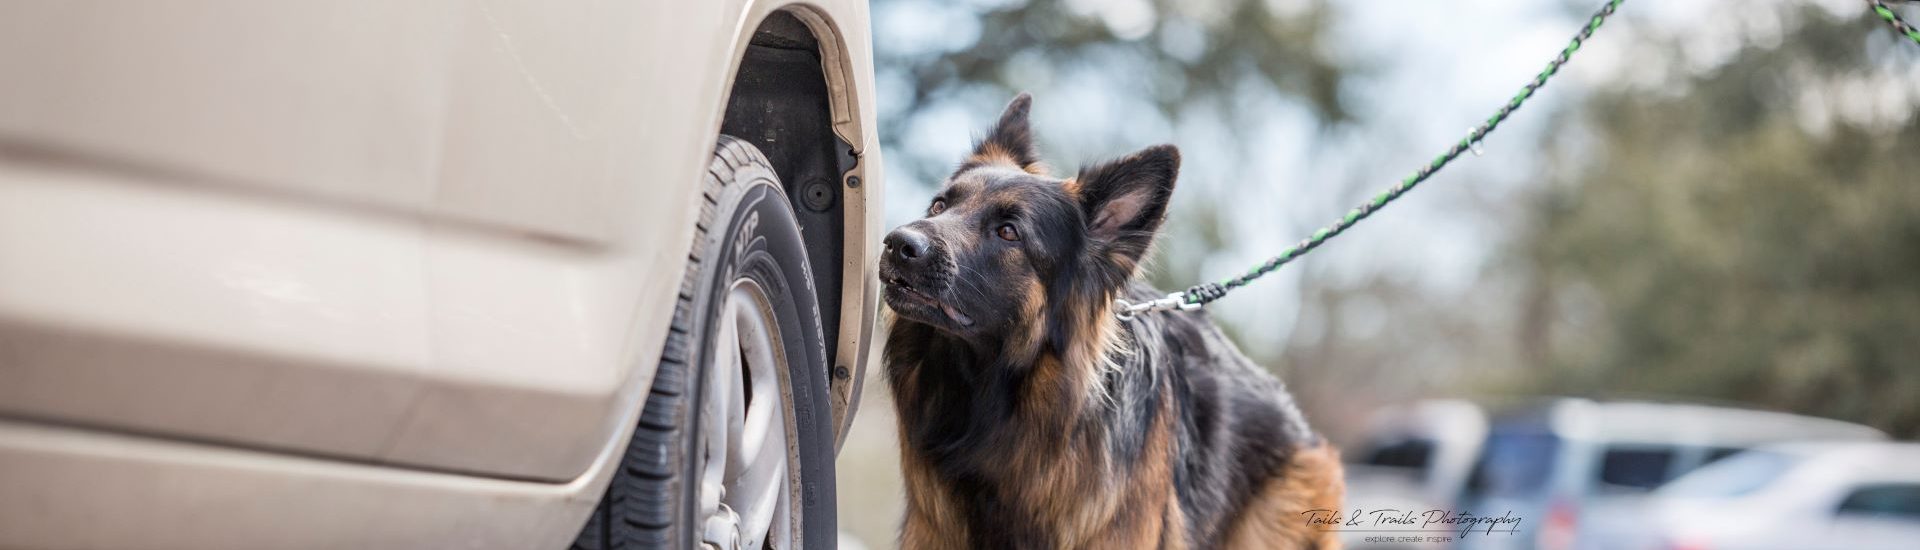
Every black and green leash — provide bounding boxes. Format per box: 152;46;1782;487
1118;0;1920;319
1875;0;1920;45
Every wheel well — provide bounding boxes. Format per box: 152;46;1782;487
720;10;855;370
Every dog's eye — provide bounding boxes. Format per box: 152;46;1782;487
928;199;946;216
996;223;1021;242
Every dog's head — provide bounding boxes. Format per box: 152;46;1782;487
881;93;1179;361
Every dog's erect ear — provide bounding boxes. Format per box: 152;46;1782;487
1072;144;1180;271
968;93;1045;174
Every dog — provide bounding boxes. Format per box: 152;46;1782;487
880;93;1344;550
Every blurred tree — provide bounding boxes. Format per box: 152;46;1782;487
867;0;1920;441
874;0;1350;185
1511;5;1920;435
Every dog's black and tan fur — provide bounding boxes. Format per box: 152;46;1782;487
880;94;1343;550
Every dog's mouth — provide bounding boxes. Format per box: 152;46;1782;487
882;276;975;327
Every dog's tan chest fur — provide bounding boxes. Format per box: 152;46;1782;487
895;387;1187;550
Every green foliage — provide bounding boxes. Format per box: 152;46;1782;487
1515;7;1920;435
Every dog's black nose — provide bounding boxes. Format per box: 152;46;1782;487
884;227;932;265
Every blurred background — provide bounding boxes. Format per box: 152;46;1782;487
837;0;1920;548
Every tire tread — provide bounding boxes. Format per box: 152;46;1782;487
573;135;806;549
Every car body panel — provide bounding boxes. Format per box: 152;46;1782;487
0;0;881;491
0;416;608;549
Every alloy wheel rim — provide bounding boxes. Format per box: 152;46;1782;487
697;279;796;550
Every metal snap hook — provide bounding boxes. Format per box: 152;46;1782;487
1114;299;1138;321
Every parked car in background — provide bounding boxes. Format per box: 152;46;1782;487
1605;442;1920;550
0;1;882;548
1456;398;1886;550
1344;400;1488;548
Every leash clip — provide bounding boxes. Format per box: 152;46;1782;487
1114;291;1200;321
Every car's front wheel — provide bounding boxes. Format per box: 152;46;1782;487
573;136;836;549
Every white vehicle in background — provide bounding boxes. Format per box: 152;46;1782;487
1343;400;1488;549
1618;442;1920;550
1456;398;1885;550
0;2;883;549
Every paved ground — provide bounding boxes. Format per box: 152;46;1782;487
834;373;907;549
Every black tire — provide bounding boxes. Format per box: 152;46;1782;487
572;136;837;549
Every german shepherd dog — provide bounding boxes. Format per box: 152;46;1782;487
880;94;1344;549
